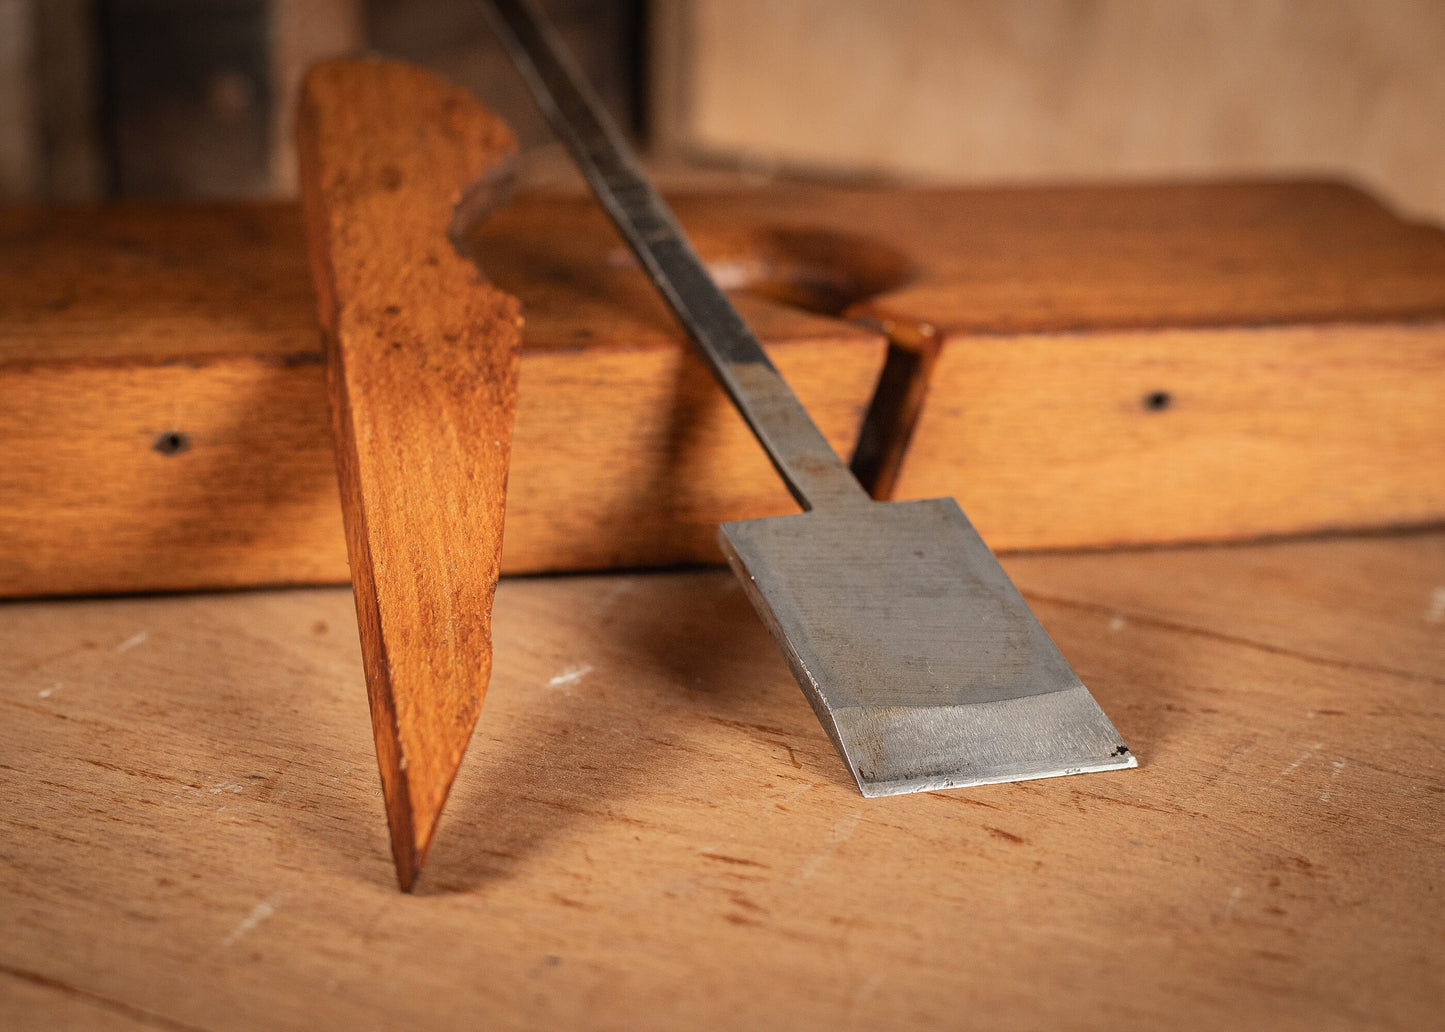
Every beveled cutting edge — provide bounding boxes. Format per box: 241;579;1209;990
479;0;1136;794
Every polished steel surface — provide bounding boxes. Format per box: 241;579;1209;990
481;0;1135;792
720;499;1134;794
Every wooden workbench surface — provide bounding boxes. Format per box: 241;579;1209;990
2;531;1441;1030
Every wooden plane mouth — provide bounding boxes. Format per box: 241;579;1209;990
456;189;918;332
696;225;918;318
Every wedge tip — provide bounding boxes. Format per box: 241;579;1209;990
383;795;449;892
377;749;459;893
392;842;421;894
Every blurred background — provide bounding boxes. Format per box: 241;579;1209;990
1;0;1441;222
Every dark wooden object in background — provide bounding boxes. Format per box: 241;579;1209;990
367;0;648;150
99;0;275;198
3;0;639;201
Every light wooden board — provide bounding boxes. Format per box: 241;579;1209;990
1;531;1440;1030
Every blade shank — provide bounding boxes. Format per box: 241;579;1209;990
479;0;866;512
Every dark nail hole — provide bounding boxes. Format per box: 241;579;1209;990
153;431;191;456
1143;390;1172;412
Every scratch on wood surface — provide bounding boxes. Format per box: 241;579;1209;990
1222;735;1260;770
849;970;884;1017
602;578;637;607
114;631;149;654
1320;759;1347;803
794;811;863;884
84;758;197;788
0;962;209;1032
700;852;771;869
1022;591;1445;688
1274;743;1322;782
930;792;1002;812
220;893;287;948
1224;886;1243;919
547;664;592;688
38;683;59;698
1426;586;1445;624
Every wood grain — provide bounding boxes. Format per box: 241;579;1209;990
2;180;1444;597
0;532;1439;1029
297;58;522;889
0;196;886;596
888;322;1445;549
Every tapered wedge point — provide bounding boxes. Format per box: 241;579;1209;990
373;684;481;891
297;58;522;891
